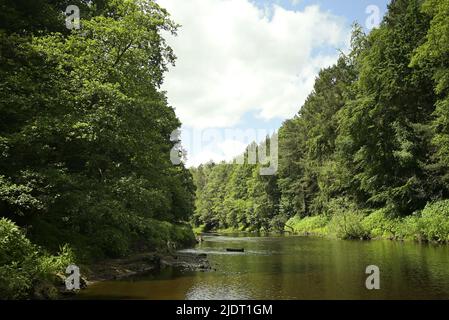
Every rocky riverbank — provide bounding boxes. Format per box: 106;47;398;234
68;251;212;293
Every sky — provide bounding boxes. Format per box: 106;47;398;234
156;0;390;167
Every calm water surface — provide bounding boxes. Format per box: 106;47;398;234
79;234;449;299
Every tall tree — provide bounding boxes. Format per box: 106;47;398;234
412;0;449;194
0;0;195;257
337;0;436;215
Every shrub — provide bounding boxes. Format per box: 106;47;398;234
269;214;288;233
169;223;195;247
128;216;195;252
93;227;130;258
419;200;449;242
285;215;329;235
320;197;369;240
0;218;37;299
395;214;423;241
192;224;206;234
362;209;398;239
329;211;370;240
0;218;75;299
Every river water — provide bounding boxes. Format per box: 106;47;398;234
79;234;449;299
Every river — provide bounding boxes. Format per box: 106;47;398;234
79;234;449;299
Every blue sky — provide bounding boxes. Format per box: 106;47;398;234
257;0;389;26
157;0;390;166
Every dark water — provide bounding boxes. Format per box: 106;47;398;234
79;234;449;299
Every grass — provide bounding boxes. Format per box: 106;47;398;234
284;199;449;244
285;215;329;236
192;224;206;235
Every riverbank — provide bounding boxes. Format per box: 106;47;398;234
192;200;449;245
81;251;211;285
57;250;213;299
0;217;200;299
285;200;449;243
65;234;205;298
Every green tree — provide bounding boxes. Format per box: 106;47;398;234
337;0;436;215
412;0;449;194
0;0;195;258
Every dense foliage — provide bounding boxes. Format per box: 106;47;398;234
192;0;449;242
191;140;280;232
0;218;74;299
0;0;196;298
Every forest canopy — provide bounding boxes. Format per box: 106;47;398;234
0;0;195;274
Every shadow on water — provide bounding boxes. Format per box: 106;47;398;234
79;234;449;300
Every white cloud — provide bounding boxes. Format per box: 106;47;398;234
187;137;249;167
181;127;274;167
157;0;350;130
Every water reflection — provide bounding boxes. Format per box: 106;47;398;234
79;235;449;300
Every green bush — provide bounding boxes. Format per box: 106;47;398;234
0;218;75;299
419;200;449;242
93;227;130;258
330;200;449;242
132;218;169;250
391;201;449;243
329;211;370;240
127;216;195;252
285;215;329;235
317;198;369;240
283;200;449;243
395;214;423;241
192;224;206;234
269;214;289;233
169;223;196;248
0;218;38;299
362;209;398;239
